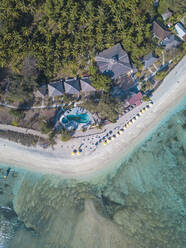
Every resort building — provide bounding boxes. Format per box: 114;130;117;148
152;21;171;41
95;43;133;80
64;78;81;95
161;9;172;21
127;92;143;107
175;23;186;41
80;77;96;93
142;52;158;70
48;81;64;97
35;85;47;98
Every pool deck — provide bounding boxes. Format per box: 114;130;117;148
59;107;95;132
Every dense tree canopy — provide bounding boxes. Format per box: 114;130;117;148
158;0;186;14
0;0;155;80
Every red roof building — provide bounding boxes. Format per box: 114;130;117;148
127;92;143;106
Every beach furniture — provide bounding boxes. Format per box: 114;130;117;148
72;149;77;155
3;168;11;178
149;102;153;107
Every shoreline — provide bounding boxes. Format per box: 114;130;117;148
0;56;186;179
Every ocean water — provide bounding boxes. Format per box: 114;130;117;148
0;97;185;248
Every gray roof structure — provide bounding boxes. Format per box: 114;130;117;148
143;52;158;69
35;85;47;98
161;9;172;21
64;78;80;95
118;74;136;92
161;34;180;50
48;81;64;97
80;77;96;93
152;21;171;41
95;43;132;80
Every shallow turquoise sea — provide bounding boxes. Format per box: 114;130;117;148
0;97;186;248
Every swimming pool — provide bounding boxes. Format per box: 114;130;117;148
62;113;90;124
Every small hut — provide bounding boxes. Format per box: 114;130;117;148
35;85;47;98
80;77;96;94
64;78;81;95
48;81;64;97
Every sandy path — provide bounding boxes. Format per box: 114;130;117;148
0;56;185;179
0;124;48;139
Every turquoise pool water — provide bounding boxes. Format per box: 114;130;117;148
62;113;90;124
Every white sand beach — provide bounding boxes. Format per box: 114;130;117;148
0;56;186;179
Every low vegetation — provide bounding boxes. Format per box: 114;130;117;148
141;80;153;92
9;109;25;120
41;120;54;134
158;0;185;14
142;95;150;102
89;64;111;92
61;129;72;142
0;129;46;147
81;93;122;123
155;71;167;81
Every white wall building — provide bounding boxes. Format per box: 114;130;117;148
175;23;186;41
